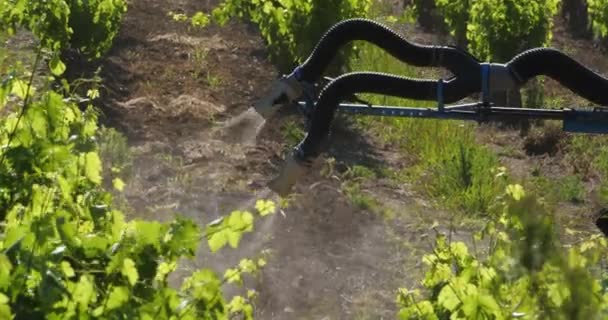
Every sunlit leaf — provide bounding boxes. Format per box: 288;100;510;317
506;184;525;201
73;275;95;308
0;293;11;320
106;286;129;310
84;152;102;184
255;199;276;216
87;89;100;100
49;54;66;76
155;261;177;282
437;285;461;312
133;220;164;249
207;228;228;253
112;178;125;191
224;268;241;284
61;261;75;278
191;12;210;28
122;258;139;286
11;79;30;99
239;259;256;273
0;255;12;290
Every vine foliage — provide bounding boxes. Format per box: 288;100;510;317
588;0;608;38
210;0;372;73
398;184;608;319
0;0;127;58
1;1;276;319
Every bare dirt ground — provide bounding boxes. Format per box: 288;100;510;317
92;0;452;319
90;0;606;318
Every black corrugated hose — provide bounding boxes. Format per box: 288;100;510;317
290;19;608;163
507;48;608;106
294;18;481;82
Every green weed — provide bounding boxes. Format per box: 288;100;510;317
206;71;222;88
527;173;585;204
338;164;395;218
523;121;565;156
557;175;586;203
429;143;507;214
281;119;306;147
343;164;377;180
565;135;608;178
344;182;379;211
190;46;209;79
348;41;506;215
523;78;545;108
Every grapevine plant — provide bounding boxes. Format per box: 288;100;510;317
434;0;469;47
428;0;559;62
466;0;559;62
209;0;372;73
398;184;608;319
588;0;608;38
0;1;276;319
0;0;127;59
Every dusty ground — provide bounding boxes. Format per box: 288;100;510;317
86;0;606;318
91;0;449;319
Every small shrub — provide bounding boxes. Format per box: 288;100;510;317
523;121;565;156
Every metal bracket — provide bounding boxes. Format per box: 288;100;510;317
437;79;444;112
481;63;490;105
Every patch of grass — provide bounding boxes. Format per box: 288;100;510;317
347;41;507;215
190;46;209;80
557;175;585;203
522;77;545;108
342;181;394;219
527;173;585;204
497;144;524;158
542;93;566;110
343;164;377;180
429;144;507;214
597;181;608;206
564;135;608;178
344;182;379;210
337;163;395;218
205;71;222;88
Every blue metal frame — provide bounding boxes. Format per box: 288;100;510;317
297;101;608;134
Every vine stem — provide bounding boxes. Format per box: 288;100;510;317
0;40;44;169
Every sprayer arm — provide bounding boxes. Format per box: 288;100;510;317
264;19;608;196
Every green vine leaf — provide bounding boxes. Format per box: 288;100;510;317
49;54;67;76
122;258;139;286
84;152;102;184
72;275;95;309
106;286;129;311
61;261;75;278
112;178;125;191
255;199;276;216
0;293;11;320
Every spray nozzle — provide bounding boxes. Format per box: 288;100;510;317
267;152;312;196
253;74;305;119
